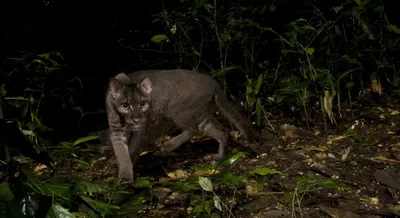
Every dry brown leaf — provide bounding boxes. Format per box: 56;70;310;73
320;206;361;218
158;177;173;183
34;164;48;174
323;88;337;125
368;156;400;164
192;169;220;176
152;187;173;199
370;72;382;95
155;135;171;146
391;110;400;115
167;169;189;180
305;145;329;152
190;134;207;143
98;156;107;161
245;185;263;197
284;129;294;137
332;135;347;141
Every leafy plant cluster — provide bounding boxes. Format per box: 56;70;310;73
0;0;398;216
0;150;350;217
121;0;400;129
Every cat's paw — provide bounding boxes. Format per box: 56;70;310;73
159;143;175;155
118;168;134;182
204;153;224;161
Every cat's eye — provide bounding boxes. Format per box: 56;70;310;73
139;101;147;107
121;102;130;109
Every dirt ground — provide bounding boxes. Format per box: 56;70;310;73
53;101;400;218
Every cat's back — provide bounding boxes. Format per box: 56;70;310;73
127;69;217;87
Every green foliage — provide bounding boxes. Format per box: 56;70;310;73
283;176;352;207
3;51;82;147
0;168;119;217
49;135;100;157
2;0;400;216
123;0;399;128
248;167;282;176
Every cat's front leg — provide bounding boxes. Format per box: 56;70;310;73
110;130;134;182
128;127;146;168
159;129;193;154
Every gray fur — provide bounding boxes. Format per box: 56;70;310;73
106;69;258;182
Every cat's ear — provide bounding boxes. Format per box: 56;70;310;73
108;78;125;98
114;72;132;84
138;77;152;95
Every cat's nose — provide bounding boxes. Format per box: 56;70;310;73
132;118;140;124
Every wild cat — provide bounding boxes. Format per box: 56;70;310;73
106;69;258;181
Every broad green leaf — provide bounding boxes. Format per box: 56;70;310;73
37;182;72;201
255;73;263;94
80;195;120;215
340;55;359;65
306;47;315;55
174;179;201;192
170;25;177;34
20;193;38;217
74;178;103;196
39;52;63;59
0;182;15;201
72;159;90;167
317;179;351;191
212;66;247;77
296;18;307;22
337;68;362;81
248;167;282;176
221;152;246;166
151;34;168;43
6;57;25;63
135;178;152;188
353;0;362;6
387;24;400;34
73;106;83;114
48;203;75;218
72;135;100;146
373;5;384;13
269;4;276;12
283;191;294;203
303;25;317;32
198;176;213;192
193;199;213;213
59;141;73;147
213;195;222;211
217;173;244;186
260;5;268;14
332;5;343;14
193;51;201;57
256;98;262;127
346;81;354;89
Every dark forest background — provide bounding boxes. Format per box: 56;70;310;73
2;0;400;142
2;0;400;217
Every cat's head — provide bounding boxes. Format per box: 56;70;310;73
108;73;153;131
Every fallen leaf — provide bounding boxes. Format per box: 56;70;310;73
304;145;329;152
155;135;171;146
152;187;173;199
390;110;400;115
368;156;400;164
245;185;264;197
332;135;347;141
167;169;188;180
388;204;400;216
192;169;220;176
320;206;361;218
34;164;48;174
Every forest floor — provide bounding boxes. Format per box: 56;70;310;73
53;100;400;218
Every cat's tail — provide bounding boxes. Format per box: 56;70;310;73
214;88;258;143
